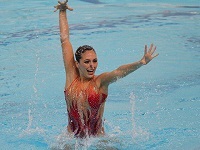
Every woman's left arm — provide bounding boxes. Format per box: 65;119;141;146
99;44;159;86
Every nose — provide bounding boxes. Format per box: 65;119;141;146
89;62;94;68
89;61;97;69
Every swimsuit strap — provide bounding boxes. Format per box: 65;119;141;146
65;77;79;92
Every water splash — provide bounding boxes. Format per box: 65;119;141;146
51;128;97;150
50;120;123;150
32;49;40;100
129;92;151;142
19;109;45;138
104;119;122;137
19;45;45;138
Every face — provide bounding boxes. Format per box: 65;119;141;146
76;50;98;80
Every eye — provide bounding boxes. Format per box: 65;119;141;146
93;59;98;63
84;60;90;64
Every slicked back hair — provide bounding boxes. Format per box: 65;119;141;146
75;45;96;62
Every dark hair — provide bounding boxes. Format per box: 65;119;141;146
75;45;96;62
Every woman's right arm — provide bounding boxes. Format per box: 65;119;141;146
55;1;78;87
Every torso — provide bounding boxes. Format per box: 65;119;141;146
64;76;107;138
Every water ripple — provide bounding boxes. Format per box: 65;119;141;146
1;4;199;46
133;73;200;98
79;0;104;4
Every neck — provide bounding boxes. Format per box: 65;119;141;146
79;76;94;83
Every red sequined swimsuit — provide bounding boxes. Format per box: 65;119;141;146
64;77;107;138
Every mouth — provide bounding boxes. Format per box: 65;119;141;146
87;69;95;75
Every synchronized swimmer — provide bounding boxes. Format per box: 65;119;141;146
54;0;158;138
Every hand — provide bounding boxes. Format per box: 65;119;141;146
54;0;73;12
140;44;159;65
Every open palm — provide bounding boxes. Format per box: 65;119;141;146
140;44;159;65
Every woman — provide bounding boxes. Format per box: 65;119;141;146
54;1;158;138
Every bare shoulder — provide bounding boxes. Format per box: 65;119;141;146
94;73;110;94
94;72;109;84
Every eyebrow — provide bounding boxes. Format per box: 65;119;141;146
84;58;97;61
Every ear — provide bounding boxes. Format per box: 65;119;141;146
75;61;79;68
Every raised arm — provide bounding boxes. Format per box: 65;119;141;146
99;44;159;87
54;1;78;87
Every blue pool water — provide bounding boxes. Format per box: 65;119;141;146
0;0;200;149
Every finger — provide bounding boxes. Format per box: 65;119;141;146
68;7;74;11
152;53;159;59
151;46;156;55
148;43;153;53
67;5;74;11
64;1;67;5
54;7;58;12
145;45;147;54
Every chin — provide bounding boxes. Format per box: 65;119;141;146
87;74;95;79
88;75;94;79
